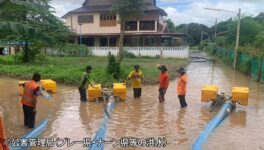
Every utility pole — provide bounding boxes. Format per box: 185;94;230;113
200;32;203;44
234;8;241;69
205;8;241;69
215;18;218;39
79;23;83;56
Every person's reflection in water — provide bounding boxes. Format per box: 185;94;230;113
157;104;167;136
79;102;92;133
199;107;213;127
229;110;247;128
174;109;188;145
79;101;104;136
130;100;141;133
176;109;186;135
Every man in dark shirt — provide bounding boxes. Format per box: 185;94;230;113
79;66;94;102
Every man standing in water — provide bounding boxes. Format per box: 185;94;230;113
79;66;94;102
21;73;41;128
127;65;144;99
158;65;169;103
177;67;188;108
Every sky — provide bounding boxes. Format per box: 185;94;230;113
51;0;264;27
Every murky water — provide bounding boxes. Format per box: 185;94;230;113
0;52;264;150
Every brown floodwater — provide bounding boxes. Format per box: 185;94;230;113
0;52;264;150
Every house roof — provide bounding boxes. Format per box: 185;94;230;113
62;5;167;18
82;0;156;7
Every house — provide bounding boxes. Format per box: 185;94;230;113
62;0;185;47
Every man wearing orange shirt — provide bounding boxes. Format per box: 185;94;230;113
177;67;188;108
158;65;169;103
21;73;41;128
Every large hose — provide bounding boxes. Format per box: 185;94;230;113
89;99;116;150
11;119;48;150
192;101;234;150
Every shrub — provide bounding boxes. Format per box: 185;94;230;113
107;54;121;80
123;50;136;58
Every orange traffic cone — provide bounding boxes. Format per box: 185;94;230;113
0;115;9;150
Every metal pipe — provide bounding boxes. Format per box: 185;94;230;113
192;101;235;150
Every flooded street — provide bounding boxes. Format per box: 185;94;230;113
1;52;264;150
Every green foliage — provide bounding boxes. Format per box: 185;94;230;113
226;17;262;46
107;54;121;80
215;36;227;47
56;43;92;57
255;33;264;50
167;19;176;33
255;12;264;24
0;0;70;62
0;55;14;64
12;52;23;63
199;40;209;50
111;0;145;21
237;59;251;74
111;0;145;63
176;23;211;46
0;56;189;86
123;50;136;58
34;52;47;64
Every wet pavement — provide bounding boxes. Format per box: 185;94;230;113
0;52;264;150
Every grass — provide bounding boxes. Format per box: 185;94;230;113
0;55;189;86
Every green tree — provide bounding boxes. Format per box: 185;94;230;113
111;0;144;63
255;33;264;58
176;23;211;46
255;12;264;24
226;17;262;47
167;19;176;33
0;0;70;62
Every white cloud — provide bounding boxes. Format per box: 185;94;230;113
50;0;264;25
51;0;83;17
165;0;264;26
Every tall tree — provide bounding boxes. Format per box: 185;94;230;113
166;19;176;33
226;17;262;46
176;23;211;46
111;0;144;63
0;0;70;62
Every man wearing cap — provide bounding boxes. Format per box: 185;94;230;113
177;67;188;108
158;65;169;103
127;65;144;99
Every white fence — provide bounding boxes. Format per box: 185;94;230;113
90;46;190;58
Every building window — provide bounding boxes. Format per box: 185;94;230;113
100;13;117;26
109;37;116;47
125;21;138;31
78;15;94;24
100;13;116;21
100;37;108;47
140;21;155;31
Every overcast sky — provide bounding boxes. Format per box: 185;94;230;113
51;0;264;27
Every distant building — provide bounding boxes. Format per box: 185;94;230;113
62;0;185;47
